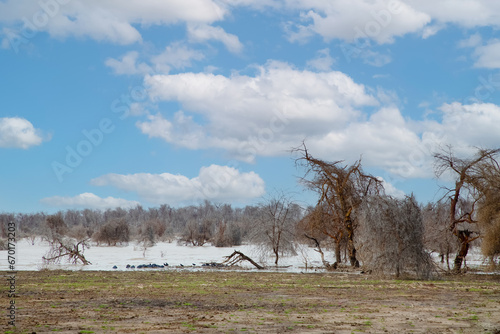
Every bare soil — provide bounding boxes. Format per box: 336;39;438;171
2;270;500;333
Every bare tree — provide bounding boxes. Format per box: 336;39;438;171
45;213;68;241
294;143;382;267
43;215;91;265
434;146;500;273
93;218;130;246
43;237;92;265
422;201;457;270
358;195;434;279
252;193;300;266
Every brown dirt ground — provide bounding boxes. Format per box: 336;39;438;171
1;269;500;333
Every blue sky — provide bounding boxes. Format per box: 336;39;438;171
1;0;500;213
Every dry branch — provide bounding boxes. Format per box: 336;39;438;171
223;250;264;269
304;234;337;270
43;238;91;265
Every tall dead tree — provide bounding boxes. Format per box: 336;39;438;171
434;146;500;273
294;143;382;268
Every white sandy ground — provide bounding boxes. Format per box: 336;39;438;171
0;237;497;274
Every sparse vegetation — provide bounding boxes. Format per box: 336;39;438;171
3;270;498;333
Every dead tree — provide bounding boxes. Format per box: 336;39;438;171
93;218;130;246
43;237;91;265
358;195;434;279
45;214;68;241
294;143;382;268
303;234;337;270
251;193;300;266
422;201;456;270
434;146;500;273
223;251;264;269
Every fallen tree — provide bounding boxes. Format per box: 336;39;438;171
43;237;92;265
223;250;264;269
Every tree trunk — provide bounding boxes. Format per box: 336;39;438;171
453;231;470;273
304;234;335;270
346;216;359;268
335;240;342;264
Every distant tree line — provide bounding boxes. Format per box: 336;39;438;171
0;201;261;249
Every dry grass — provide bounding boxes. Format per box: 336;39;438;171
2;270;500;333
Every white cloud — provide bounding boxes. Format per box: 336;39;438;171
361;50;392;67
421;24;444;39
305;102;500;179
90;165;266;204
41;193;140;210
0;117;44;149
285;1;500;44
458;33;482;48
135;58;500;180
433;102;500;148
219;0;280;9
151;42;205;73
306;48;334;71
305;107;430;178
377;177;406;199
187;24;243;53
106;43;204;76
140;61;378;161
137;112;206;150
2;0;500;48
286;0;430;44
0;0;227;45
105;51;152;75
408;0;500;28
473;39;500;69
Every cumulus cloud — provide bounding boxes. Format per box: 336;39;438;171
306;48;335;71
458;33;482;48
136;56;500;180
90;165;266;204
139;61;378;161
0;117;44;149
432;102;500;148
473;39;500;69
0;0;227;45
361;50;392;67
377;177;406;199
286;0;430;44
285;0;500;44
106;43;204;76
407;0;500;28
304;107;431;178
2;0;500;49
105;51;152;75
187;24;243;53
41;193;140;210
151;42;205;73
